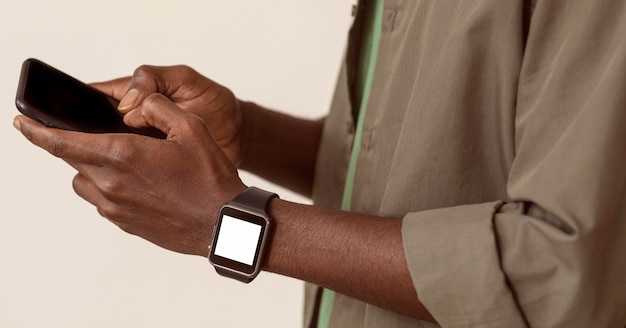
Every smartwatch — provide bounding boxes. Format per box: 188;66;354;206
208;187;278;283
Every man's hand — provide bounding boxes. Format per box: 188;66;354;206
91;64;325;196
91;65;245;166
13;93;246;256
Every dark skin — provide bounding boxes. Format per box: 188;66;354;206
13;65;435;323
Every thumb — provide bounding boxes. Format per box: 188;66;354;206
116;66;162;113
89;76;132;101
123;93;210;142
116;65;190;113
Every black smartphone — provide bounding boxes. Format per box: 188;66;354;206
15;58;164;138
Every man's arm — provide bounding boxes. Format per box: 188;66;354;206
235;101;434;320
237;101;324;197
13;95;436;322
230;99;436;319
265;199;435;321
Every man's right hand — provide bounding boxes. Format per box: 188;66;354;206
91;65;245;166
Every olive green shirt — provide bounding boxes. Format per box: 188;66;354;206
307;0;626;327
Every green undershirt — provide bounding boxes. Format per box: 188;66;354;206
317;1;384;327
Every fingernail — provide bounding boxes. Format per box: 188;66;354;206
118;89;139;111
13;117;21;131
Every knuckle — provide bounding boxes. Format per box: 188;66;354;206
143;93;168;108
99;202;123;221
107;137;134;164
182;114;206;131
174;65;196;77
132;65;160;91
116;223;137;236
71;174;83;194
178;115;209;139
97;179;123;200
46;135;68;158
133;64;156;78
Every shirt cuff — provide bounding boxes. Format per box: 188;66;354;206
402;201;527;327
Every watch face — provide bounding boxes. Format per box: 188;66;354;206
209;206;269;276
214;215;262;265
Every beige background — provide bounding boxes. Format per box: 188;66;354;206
0;1;352;327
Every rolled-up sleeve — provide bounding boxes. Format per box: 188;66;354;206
402;0;626;326
403;202;528;327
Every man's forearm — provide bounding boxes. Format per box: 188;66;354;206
237;101;434;321
238;100;324;197
264;198;436;323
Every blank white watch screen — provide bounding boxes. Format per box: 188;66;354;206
213;215;263;266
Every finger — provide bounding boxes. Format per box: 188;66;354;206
72;173;104;209
14;115;112;164
123;94;214;145
116;65;166;113
90;77;132;100
117;65;199;113
73;173;119;221
123;93;191;137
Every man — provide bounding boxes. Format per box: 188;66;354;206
13;0;626;327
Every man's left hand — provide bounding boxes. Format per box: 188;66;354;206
13;93;246;257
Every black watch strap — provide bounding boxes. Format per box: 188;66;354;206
215;267;255;283
228;186;278;213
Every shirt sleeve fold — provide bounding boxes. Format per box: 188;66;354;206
402;202;528;327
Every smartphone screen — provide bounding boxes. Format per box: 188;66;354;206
15;58;164;138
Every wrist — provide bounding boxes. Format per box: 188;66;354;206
236;100;258;170
208;186;278;283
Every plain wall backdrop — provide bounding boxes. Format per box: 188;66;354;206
0;1;353;327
